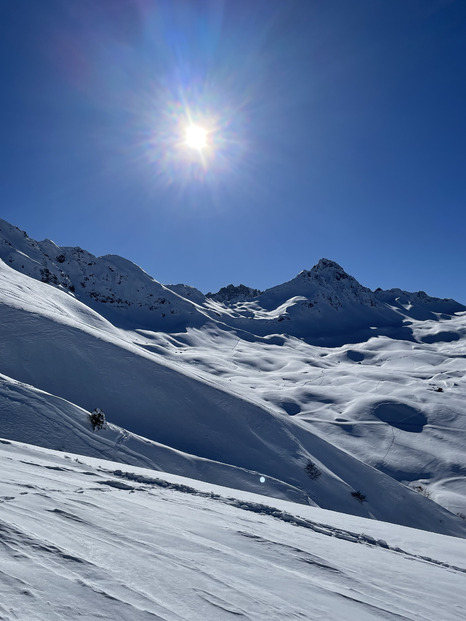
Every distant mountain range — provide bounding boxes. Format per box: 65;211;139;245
1;218;464;345
1;217;466;537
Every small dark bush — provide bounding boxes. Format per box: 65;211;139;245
305;460;322;480
351;490;366;503
89;408;106;431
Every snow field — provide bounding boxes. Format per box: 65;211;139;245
1;440;466;621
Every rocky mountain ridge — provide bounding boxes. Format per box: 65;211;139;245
1;218;464;344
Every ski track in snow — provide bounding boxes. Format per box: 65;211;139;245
102;467;466;575
1;441;466;621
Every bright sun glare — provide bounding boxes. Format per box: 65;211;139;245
185;124;208;150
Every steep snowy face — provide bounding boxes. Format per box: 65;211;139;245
0;219;208;330
165;283;206;304
260;258;381;310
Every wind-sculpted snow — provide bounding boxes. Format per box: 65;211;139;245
1;441;466;620
100;468;466;563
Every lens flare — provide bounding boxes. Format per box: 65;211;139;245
135;75;252;195
185;124;208;150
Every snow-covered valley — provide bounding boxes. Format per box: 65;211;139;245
1;218;466;618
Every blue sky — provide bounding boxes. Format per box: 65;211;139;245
1;0;465;301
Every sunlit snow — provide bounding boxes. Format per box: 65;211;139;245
1;440;466;620
1;218;466;618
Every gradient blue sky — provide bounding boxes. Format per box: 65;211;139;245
1;0;465;301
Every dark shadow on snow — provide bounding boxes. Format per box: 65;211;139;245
372;402;427;433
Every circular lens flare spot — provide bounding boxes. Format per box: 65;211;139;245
185;124;208;150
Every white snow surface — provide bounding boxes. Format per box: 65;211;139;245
2;218;466;617
1;439;466;621
1;218;466;537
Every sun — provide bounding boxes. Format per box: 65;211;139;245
185;124;208;150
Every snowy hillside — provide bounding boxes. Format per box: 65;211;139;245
1;439;466;621
1;218;466;538
0;218;212;332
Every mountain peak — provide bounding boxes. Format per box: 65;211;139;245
312;258;346;273
296;258;353;285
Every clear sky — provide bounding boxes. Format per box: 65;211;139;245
1;0;465;302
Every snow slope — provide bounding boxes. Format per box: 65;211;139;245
1;218;466;535
165;317;466;520
1;439;466;621
1;257;465;535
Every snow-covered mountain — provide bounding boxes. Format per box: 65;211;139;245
0;218;210;332
2;218;463;343
1;218;466;540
